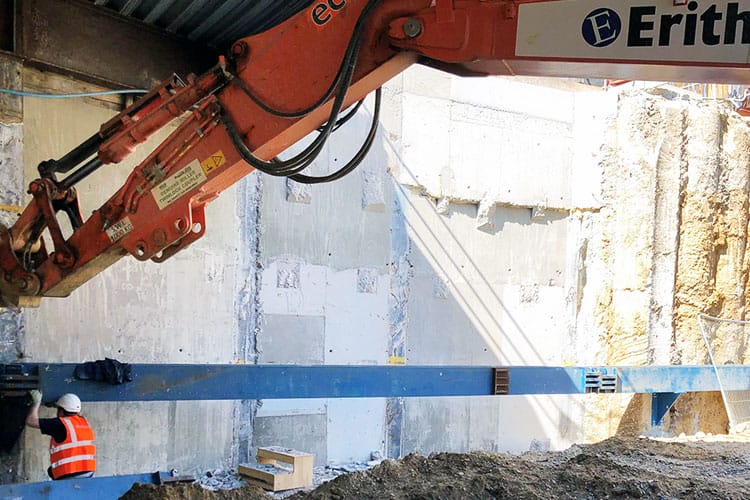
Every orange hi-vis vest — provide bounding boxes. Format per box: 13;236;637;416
48;415;96;479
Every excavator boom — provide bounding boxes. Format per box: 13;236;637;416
2;0;750;306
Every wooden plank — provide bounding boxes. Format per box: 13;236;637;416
23;67;123;111
257;446;314;464
0;54;21;122
238;464;298;492
238;447;314;492
238;464;287;484
293;454;313;488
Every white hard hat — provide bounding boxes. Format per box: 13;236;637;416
55;393;81;413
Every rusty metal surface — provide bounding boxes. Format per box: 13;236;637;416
18;0;217;89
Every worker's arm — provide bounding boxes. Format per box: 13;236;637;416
25;390;42;429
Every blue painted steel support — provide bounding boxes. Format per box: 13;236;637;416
651;392;682;427
12;363;498;402
618;365;750;392
0;471;177;499
3;363;749;403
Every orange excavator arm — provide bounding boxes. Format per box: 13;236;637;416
3;0;750;306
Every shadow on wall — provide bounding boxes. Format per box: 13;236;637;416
389;146;578;452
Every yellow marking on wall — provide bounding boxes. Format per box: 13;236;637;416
201;150;226;176
388;356;406;365
0;204;23;213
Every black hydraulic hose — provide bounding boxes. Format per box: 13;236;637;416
322;98;365;133
223;0;381;177
37;132;102;178
58;157;103;190
223;43;355;176
232;0;381;118
232;0;381;119
291;87;381;184
235;76;337;119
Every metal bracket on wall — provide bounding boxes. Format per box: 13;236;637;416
584;367;618;393
0;363;38;396
493;368;510;395
651;392;681;427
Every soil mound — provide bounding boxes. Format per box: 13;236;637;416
121;436;750;499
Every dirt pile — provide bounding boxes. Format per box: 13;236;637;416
120;436;750;499
121;483;270;500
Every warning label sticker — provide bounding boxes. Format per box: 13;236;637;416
106;216;134;243
200;150;226;176
153;160;207;210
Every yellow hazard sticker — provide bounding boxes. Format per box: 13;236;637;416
153;160;207;210
200;150;226;176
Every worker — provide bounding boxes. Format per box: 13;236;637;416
25;390;97;480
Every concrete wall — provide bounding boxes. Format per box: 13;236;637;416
0;57;26;484
4;59;749;483
245;66;615;461
251;110;393;465
382;67;613;454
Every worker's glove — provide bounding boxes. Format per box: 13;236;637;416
30;389;42;405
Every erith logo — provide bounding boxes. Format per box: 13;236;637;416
582;1;750;48
311;0;346;26
582;8;622;47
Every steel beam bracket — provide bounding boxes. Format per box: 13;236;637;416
651;392;682;427
493;368;510;395
0;364;38;453
0;363;39;396
584;367;618;393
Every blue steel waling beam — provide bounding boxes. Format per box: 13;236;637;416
0;472;184;500
19;364;499;402
617;365;750;392
5;363;750;403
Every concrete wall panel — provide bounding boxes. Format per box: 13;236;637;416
259;314;325;364
254;414;327;466
382;67;616;456
402;398;472;453
19;72;239;479
327;399;386;463
260;112;392;270
394;66;606;211
324;269;388;365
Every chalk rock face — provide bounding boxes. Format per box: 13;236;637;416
583;89;750;437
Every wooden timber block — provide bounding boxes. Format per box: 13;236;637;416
238;446;314;492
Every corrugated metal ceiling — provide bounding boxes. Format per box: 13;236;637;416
90;0;315;50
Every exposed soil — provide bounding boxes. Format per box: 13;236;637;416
120;436;750;499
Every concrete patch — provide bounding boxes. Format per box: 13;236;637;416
254;414;327;467
259;314;325;364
